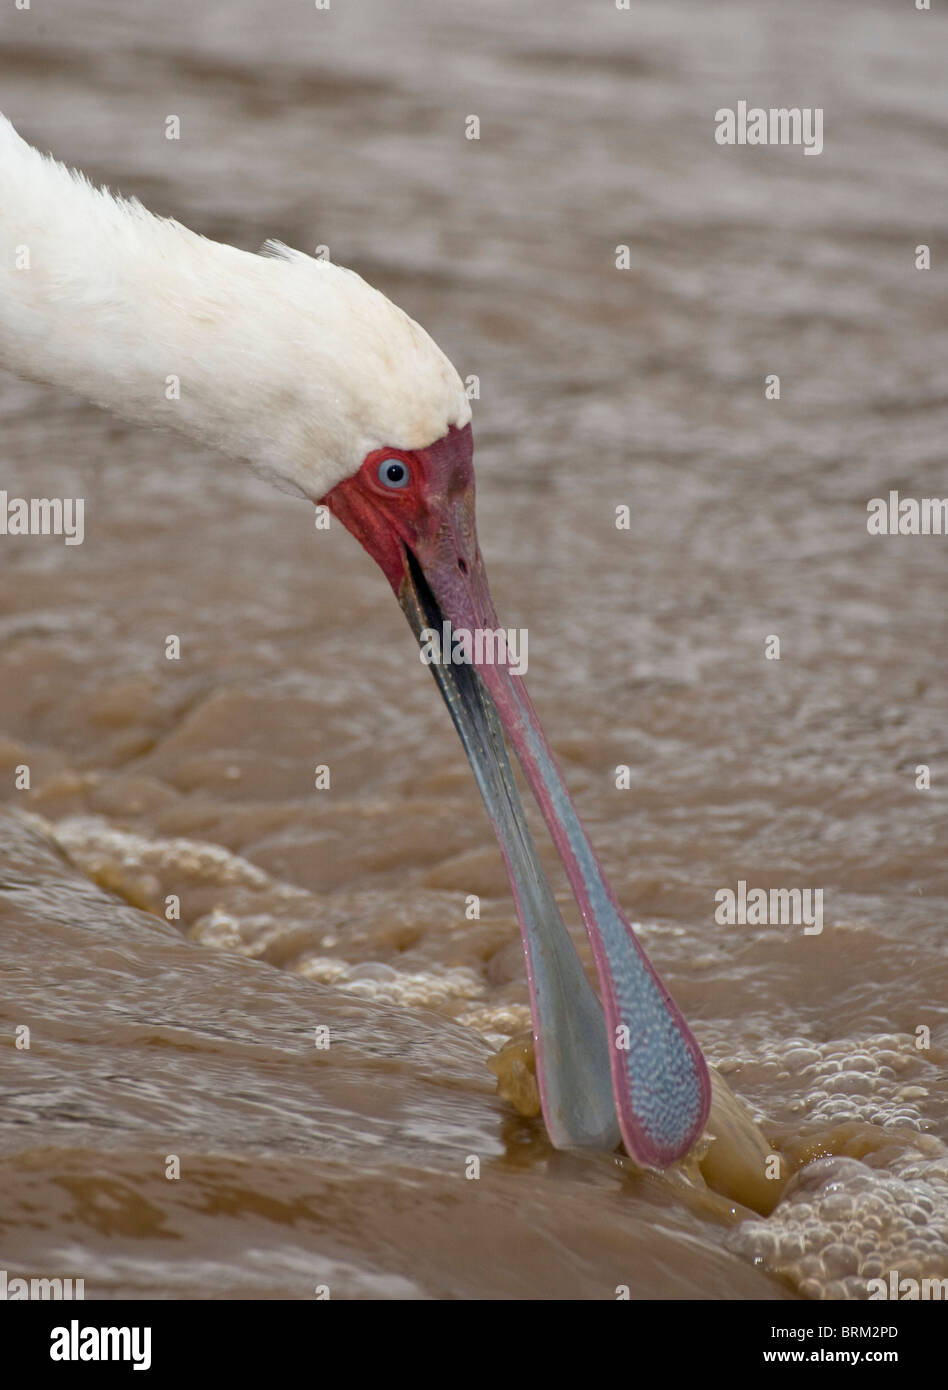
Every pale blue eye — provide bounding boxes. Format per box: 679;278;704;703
378;458;410;488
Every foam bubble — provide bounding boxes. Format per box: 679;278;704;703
722;1033;947;1299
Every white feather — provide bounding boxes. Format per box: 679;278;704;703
0;116;471;499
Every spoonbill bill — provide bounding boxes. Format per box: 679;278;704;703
0;115;710;1167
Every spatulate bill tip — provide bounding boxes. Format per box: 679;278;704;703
613;1045;712;1168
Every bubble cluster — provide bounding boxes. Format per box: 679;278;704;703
297;956;485;1011
719;1034;947;1299
716;1032;932;1133
728;1154;948;1300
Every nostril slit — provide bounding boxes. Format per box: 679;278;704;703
457;557;468;575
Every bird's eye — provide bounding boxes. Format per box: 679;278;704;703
378;458;410;489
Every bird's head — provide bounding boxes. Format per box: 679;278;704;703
325;421;483;619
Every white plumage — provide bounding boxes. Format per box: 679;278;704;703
0;116;470;499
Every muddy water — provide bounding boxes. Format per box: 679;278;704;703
1;0;946;1299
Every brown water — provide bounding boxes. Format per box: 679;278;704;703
1;0;946;1299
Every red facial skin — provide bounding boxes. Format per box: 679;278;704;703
325;422;492;631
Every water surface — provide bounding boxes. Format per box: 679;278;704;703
0;0;946;1299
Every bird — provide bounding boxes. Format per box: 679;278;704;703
0;114;710;1168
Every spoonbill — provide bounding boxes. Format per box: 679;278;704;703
0;115;710;1167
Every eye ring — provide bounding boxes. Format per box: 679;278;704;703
377;458;410;489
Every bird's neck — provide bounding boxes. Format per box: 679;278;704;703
0;118;306;483
0;117;471;500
